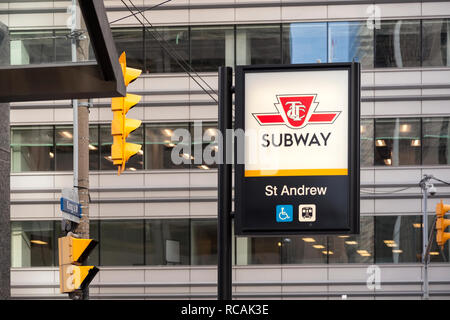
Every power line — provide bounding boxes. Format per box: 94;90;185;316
119;0;219;104
360;186;413;194
431;176;450;186
109;0;173;25
125;0;218;100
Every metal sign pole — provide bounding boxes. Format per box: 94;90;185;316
217;66;233;300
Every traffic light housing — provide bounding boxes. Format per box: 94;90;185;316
111;52;142;175
58;236;98;294
436;200;450;247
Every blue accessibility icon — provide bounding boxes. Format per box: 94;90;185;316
276;205;293;222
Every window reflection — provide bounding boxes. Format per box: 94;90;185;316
145;27;189;73
328;217;374;263
191;219;217;265
100;220;144;266
236;25;281;65
422;117;450;165
10;30;55;65
55;126;73;171
190;26;234;72
281;236;328;264
11;221;54;267
328;21;374;68
361;119;374;167
374;118;421;166
11;126;54;172
145;123;190;170
112;28;144;70
283;22;327;64
375;215;422;263
375;20;421;68
422;19;450;67
145;219;190;265
89;125;100;171
10;216;449;267
236;237;281;265
99;124;115;170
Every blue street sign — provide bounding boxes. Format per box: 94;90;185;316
60;197;82;218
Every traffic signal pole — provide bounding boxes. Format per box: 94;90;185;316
420;174;433;300
70;0;91;300
217;66;233;300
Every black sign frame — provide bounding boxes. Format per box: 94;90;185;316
234;62;360;236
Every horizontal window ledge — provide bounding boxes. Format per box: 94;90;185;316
10;279;450;289
3;0;447;15
9;93;450;110
9;192;450;204
10;290;450;300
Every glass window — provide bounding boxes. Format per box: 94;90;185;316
422;19;450;67
112;28;144;70
145;27;189;73
145;122;190;170
282;22;327;64
124;126;144;172
422;117;450;165
100;220;144;266
328;217;374;263
11;126;54;172
281;236;328;264
55;126;73;171
191;219;217;265
190;26;234;72
89;125;100;171
236;25;281;65
236;237;281;265
145;219;190;265
10;30;55;65
100;124;114;170
374;118;421;166
328;21;374;68
87;220;100;266
11;221;54;267
375;20;421;68
375;215;422;263
54;30;72;64
361;119;374;167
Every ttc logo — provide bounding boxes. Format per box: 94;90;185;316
253;94;340;129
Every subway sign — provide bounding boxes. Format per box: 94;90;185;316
234;63;360;236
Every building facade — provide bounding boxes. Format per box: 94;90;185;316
5;0;450;299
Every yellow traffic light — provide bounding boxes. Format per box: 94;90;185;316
111;52;143;175
58;236;98;294
436;200;450;247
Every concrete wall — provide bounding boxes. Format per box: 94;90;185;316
0;103;10;300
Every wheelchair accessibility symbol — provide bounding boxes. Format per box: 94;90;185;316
276;205;293;222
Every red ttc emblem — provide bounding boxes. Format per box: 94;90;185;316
253;94;340;129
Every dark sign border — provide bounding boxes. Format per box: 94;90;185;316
0;0;126;103
235;62;360;236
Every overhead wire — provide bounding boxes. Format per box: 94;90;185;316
360;186;414;194
109;0;173;25
119;0;219;104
